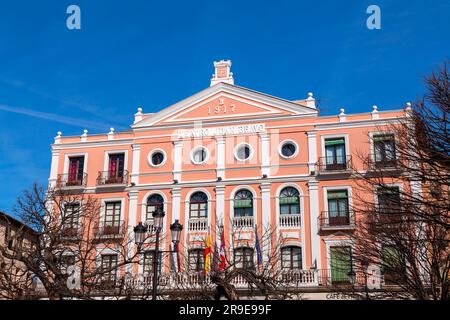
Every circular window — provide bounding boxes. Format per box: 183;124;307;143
279;140;298;159
234;144;253;162
191;147;208;164
148;149;166;167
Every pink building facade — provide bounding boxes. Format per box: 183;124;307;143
48;60;409;292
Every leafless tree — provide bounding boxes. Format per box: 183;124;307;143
0;183;146;300
159;218;307;300
347;61;450;300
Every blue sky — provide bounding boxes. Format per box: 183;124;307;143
0;0;448;213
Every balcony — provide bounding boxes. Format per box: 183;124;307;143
96;170;129;186
60;225;82;241
94;220;126;240
188;218;208;232
317;156;352;175
56;173;87;189
279;214;301;228
366;155;402;173
318;211;356;231
122;270;319;290
232;216;254;229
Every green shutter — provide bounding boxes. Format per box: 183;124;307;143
325;138;345;146
234;199;252;208
331;247;352;283
327;190;348;200
373;135;393;142
382;246;401;268
280;196;299;204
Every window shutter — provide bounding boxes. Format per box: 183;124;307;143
234;199;252;208
327;191;348;200
280;196;299;204
325;138;345;146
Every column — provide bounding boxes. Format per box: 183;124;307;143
308;181;321;269
126;190;139;273
216;135;225;180
260;182;271;263
48;149;60;188
260;132;270;177
131;144;141;185
173;140;183;182
307;131;317;174
171;187;182;222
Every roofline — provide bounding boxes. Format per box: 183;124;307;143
0;211;39;235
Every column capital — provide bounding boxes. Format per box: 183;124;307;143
173;139;183;146
307;181;319;189
260;182;271;192
215;185;226;193
307;130;317;138
215;135;225;142
128;190;139;199
171;187;182;196
132;143;141;150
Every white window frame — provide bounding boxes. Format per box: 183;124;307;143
278;139;299;159
233;143;254;162
148;148;167;168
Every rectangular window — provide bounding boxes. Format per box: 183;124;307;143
324;138;346;170
382;246;404;285
327;190;350;225
101;254;118;285
281;247;302;270
189;202;207;218
143;251;162;274
188;250;205;272
234;248;255;270
67;156;85;185
377;187;401;214
104;201;121;234
330;246;352;283
63;203;80;233
374;135;396;166
107;153;125;183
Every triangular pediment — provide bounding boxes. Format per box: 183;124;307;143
133;82;317;128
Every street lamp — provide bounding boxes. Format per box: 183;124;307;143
133;209;183;301
347;269;356;286
361;259;370;300
133;222;147;253
170;219;183;246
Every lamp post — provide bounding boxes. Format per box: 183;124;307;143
361;259;370;300
133;209;183;301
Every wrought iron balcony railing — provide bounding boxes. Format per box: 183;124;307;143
318;211;356;231
56;173;87;188
96;170;129;186
317;156;352;173
94;220;126;239
365;155;402;171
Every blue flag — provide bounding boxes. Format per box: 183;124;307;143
254;224;263;266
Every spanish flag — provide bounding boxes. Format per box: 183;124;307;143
203;233;212;274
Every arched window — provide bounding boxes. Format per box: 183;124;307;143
281;246;302;270
234;190;253;217
146;194;164;221
189;192;208;218
234;247;255;270
188;249;204;272
279;187;300;215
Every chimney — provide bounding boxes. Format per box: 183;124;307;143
210;60;234;86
